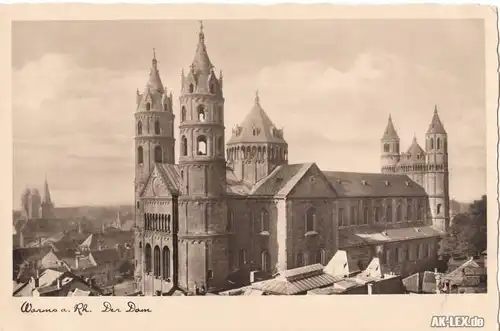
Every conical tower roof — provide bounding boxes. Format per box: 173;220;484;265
427;105;446;134
190;21;214;75
227;92;287;145
43;175;52;204
381;114;399;141
146;49;165;94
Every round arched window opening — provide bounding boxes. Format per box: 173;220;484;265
189;84;194;93
146;102;151;111
197;105;206;122
197;136;207;155
181;106;187;122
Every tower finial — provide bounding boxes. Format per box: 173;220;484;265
152;48;157;69
198;20;205;43
434;104;438;114
255;90;260;104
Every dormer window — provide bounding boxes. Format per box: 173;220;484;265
405;181;410;187
384;181;390;186
361;180;368;186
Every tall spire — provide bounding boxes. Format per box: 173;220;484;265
255;90;260;105
191;20;213;74
381;114;399;140
427;105;446;134
42;175;52;205
146;48;164;93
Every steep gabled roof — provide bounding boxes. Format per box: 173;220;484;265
140;163;181;198
400;136;425;165
250;164;308;196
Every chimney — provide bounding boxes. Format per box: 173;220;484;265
367;282;373;295
56;277;62;289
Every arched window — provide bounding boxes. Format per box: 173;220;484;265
137;146;144;165
396;204;401;223
181;136;188;156
238;249;247;268
162;247;170;279
146;102;151;111
181;106;187;122
261;209;269;232
383;143;390;153
154;146;163;163
284;149;288;161
437;204;442;214
430;138;434;149
315;249;326;265
154;246;161;277
386;204;392;223
296;252;304;267
136;201;140;210
189;84;194;93
261;250;271;272
437;137;441;149
137;121;143;135
407;203;413;221
374;206;381;223
197;136;207;155
209;83;215;94
197;105;206;122
305;207;316;232
217;136;223;155
363;206;369;224
154;120;161;135
418;203;424;220
145;243;152;273
167;215;171;232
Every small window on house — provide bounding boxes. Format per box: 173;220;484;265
137;146;144;165
197;105;206;122
383;143;390;153
181;106;187;122
137;121;143;135
296;252;304;267
238;249;247;268
154;120;161;135
316;249;326;265
374;206;381;223
218;136;223;154
350;206;357;225
227;210;234;231
197;136;207;155
146;102;151;111
386;204;392;223
136;201;140;210
437;204;442;214
181;136;188;156
154;146;163;163
189;84;194;93
305;207;316;232
430;138;434;149
437;137;441;149
261;251;271;272
207;270;213;279
338;208;344;226
260;209;269;232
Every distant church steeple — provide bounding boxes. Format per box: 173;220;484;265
40;174;54;219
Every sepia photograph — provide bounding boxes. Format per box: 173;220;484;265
10;15;491;300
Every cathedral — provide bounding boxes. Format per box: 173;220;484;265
133;22;450;295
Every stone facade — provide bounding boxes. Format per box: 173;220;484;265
133;22;450;295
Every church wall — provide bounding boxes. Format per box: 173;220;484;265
286;198;336;269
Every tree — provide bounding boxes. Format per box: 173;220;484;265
468;195;487;255
438;195;487;259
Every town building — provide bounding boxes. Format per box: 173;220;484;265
133;22;450;295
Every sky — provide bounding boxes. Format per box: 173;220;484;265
12;19;486;207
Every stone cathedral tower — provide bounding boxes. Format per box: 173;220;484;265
380;114;400;174
424;106;450;232
177;22;229;292
133;51;175;284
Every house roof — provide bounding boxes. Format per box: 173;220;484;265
339;225;444;248
156;163;182;195
90;249;121;266
400;137;425;165
250;163;309;196
324;171;427;198
250;264;344;295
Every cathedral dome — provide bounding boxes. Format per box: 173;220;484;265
227;92;286;145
